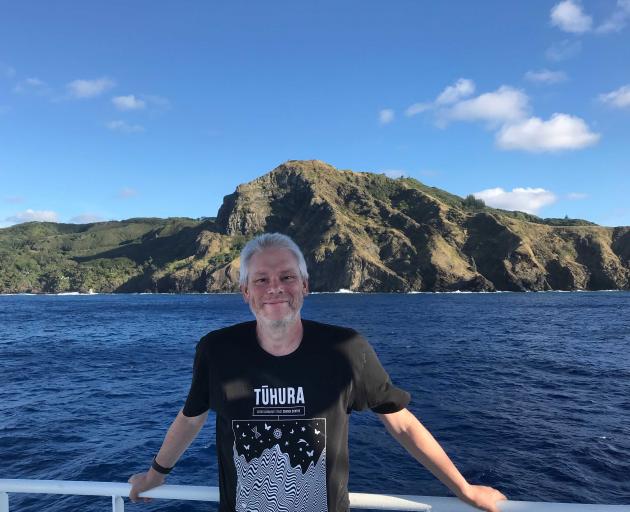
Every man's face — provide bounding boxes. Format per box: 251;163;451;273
240;247;309;328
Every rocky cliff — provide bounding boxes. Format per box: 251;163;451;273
0;160;628;293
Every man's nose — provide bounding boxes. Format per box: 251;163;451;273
266;277;284;293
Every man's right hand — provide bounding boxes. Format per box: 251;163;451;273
128;469;166;503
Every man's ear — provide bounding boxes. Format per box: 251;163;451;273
240;284;250;303
302;279;309;296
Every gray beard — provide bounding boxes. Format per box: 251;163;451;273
267;318;292;329
250;304;299;331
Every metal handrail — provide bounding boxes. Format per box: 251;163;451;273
1;479;629;511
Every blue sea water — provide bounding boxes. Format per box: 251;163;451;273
1;292;629;511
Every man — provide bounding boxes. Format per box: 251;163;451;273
129;233;507;512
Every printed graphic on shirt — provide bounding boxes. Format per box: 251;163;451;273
232;418;327;512
252;384;306;417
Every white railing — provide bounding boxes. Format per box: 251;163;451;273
1;479;629;511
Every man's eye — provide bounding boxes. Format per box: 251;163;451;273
255;278;267;284
282;276;296;281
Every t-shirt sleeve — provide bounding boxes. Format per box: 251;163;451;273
349;334;411;414
182;337;212;417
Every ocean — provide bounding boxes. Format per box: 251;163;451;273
1;292;629;511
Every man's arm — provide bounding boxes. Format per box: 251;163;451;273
128;409;209;503
378;408;507;512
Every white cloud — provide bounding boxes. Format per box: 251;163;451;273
567;192;588;200
112;95;146;111
13;77;49;95
496;113;600;152
6;209;59;224
107;120;145;133
382;170;408;179
67;77;115;99
524;69;568;84
435;78;475;105
118;187;138;198
550;0;630;35
379;109;395;125
405;102;431;117
405;80;597;154
473;187;557;214
596;0;630;33
551;0;593;33
546;39;582;61
69;213;105;223
144;94;171;110
599;84;630;109
405;78;474;117
444;86;529;126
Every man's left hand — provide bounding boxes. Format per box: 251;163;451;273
459;484;507;512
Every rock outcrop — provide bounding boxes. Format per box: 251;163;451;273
0;160;628;293
205;160;628;292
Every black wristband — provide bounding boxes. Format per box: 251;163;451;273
152;456;173;475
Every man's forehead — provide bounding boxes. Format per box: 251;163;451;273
251;267;298;276
249;247;300;270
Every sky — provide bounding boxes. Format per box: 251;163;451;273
0;0;629;228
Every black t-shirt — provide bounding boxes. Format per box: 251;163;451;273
183;319;410;512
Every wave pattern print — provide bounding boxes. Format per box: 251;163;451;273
233;443;327;512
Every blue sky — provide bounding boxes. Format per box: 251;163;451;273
1;0;628;228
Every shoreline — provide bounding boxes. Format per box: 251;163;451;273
0;289;627;297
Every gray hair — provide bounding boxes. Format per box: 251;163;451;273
239;233;309;287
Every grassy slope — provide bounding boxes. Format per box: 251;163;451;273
0;160;612;292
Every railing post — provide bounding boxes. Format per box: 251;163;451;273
0;492;8;512
112;495;124;512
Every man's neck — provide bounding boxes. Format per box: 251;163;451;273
256;316;303;356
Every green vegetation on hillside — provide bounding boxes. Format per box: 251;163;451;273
0;160;618;293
